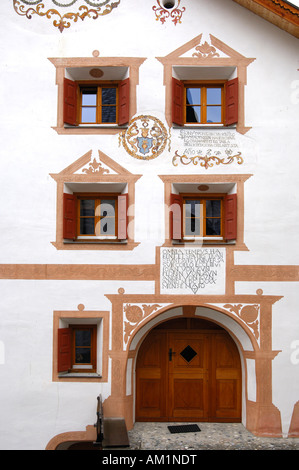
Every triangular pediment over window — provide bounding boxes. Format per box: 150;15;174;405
157;34;255;135
50;150;141;251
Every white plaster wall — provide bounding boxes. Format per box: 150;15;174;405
0;0;299;449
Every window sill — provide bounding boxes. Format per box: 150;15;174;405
58;372;102;378
173;124;236;130
63;239;127;244
172;239;236;245
52;125;127;135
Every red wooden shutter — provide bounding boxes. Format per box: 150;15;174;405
58;328;71;373
118;78;130;125
63;78;78;126
63;193;77;239
225;193;237;240
225;78;238;126
172;78;184;126
170;193;183;240
118;193;128;239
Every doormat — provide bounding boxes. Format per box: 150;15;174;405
167;424;201;434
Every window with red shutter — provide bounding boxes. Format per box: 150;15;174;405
169;191;237;243
172;78;184;126
63;78;78;126
58;325;97;374
58;328;71;373
118;194;128;240
224;193;237;240
63;192;128;242
118;78;130;126
171;78;238;127
225;78;238;126
170;193;183;240
63;193;77;240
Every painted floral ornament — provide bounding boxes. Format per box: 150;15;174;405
13;0;121;32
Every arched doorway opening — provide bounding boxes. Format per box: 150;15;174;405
135;317;241;422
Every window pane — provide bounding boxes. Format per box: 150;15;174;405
81;88;97;106
75;348;91;364
206;106;222;123
80;200;95;217
100;217;116;235
185;200;201;236
75;330;91;347
101;106;116;123
102;88;116;105
186;88;201;105
206;200;221;217
206;88;222;105
100;200;115;217
206;218;221;236
81;107;97;123
186;105;201;123
80;218;95;235
185;217;201;236
185;200;201;218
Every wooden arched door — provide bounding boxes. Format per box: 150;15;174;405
136;318;241;422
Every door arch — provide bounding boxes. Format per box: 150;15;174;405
136;317;241;422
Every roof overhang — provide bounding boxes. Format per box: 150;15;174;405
232;0;299;38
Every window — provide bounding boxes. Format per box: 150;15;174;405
78;196;117;238
185;84;224;124
53;308;109;382
172;78;238;127
63;192;128;242
80;85;117;124
170;190;237;242
64;78;129;127
58;325;97;374
184;196;223;238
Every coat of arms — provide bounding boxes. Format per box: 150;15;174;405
119;115;170;160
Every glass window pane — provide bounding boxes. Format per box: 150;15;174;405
81;88;97;106
186;88;201;105
102;88;116;105
186;105;201;123
185;217;201;236
81;107;97;123
80;200;95;217
75;348;91;364
80;218;95;235
185;200;201;218
206;200;221;217
100;217;115;236
206;88;222;105
206;106;222;123
75;330;91;347
101;106;116;123
206;218;221;236
100;200;115;217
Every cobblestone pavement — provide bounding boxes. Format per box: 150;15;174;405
127;422;299;450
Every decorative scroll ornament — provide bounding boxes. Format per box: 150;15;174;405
13;0;121;32
81;157;110;175
172;150;243;170
153;0;185;25
119;115;170;160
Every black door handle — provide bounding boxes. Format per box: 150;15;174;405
169;348;176;361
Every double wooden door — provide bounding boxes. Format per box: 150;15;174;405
136;323;241;422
